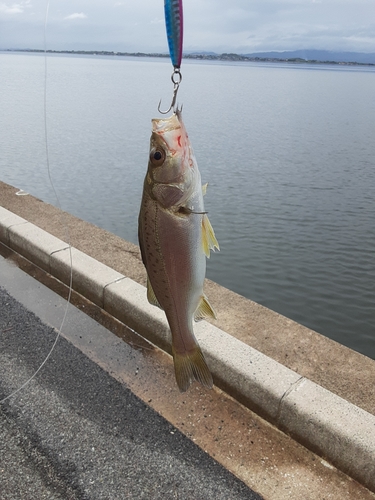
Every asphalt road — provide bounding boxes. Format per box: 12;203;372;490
0;273;262;499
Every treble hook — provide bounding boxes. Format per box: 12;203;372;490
158;68;182;114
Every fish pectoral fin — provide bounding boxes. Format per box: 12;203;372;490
202;183;208;196
147;277;163;310
194;295;217;322
172;345;213;392
201;214;220;258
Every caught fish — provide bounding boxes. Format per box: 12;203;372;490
138;110;219;392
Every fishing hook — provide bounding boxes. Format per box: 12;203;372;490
158;68;182;114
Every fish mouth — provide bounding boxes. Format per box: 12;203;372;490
152;112;182;133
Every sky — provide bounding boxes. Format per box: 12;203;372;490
0;0;374;54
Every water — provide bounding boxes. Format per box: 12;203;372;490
1;52;374;359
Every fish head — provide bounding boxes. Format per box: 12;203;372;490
145;111;198;209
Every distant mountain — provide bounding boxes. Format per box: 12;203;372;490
5;48;375;66
186;51;217;56
244;50;375;64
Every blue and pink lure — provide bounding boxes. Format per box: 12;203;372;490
164;0;183;69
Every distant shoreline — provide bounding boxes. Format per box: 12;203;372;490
3;48;375;67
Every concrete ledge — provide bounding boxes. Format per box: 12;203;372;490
1;205;375;493
195;320;302;422
105;278;172;353
1;181;374;418
0;207;27;246
9;221;70;272
50;247;125;308
278;378;375;488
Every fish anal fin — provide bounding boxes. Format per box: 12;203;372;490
201;214;220;258
172;345;213;392
194;295;216;322
147;277;163;310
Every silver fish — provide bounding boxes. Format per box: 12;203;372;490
138;110;219;392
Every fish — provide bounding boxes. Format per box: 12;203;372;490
138;109;219;392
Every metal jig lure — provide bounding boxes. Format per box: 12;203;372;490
158;0;184;114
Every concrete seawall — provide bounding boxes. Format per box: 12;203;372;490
1;180;374;493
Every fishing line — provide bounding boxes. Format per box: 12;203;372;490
0;0;73;404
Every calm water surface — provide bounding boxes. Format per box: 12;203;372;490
1;52;374;359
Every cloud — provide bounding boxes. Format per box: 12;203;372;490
0;0;30;15
150;18;163;25
64;12;87;20
1;0;374;54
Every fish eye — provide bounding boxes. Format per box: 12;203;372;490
150;148;166;166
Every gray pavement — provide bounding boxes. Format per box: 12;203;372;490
0;280;262;499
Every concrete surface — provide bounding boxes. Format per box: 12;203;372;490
1;180;375;495
51;247;124;308
1;255;374;500
0;181;374;417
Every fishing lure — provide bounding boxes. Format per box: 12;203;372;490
165;0;183;69
158;0;184;113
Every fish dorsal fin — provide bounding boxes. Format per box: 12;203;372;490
147;277;163;310
201;214;220;258
194;295;217;322
202;183;208;196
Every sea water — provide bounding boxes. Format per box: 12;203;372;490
1;52;374;359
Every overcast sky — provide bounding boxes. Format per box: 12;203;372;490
1;0;374;54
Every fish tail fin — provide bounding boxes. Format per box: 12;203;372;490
172;345;213;392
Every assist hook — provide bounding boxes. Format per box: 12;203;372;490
158;68;182;114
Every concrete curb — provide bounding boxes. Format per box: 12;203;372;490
1;206;374;492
